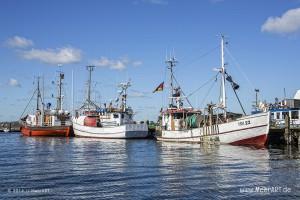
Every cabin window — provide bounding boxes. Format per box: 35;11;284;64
276;112;280;119
187;113;196;117
282;112;288;119
271;113;275;119
113;114;119;118
174;113;183;119
291;111;298;119
121;114;124;119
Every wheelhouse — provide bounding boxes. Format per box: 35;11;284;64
270;108;300;128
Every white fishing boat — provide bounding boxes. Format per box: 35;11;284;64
72;66;149;139
156;36;270;146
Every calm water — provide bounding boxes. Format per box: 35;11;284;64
0;133;299;199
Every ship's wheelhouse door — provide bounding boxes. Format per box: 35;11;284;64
275;112;280;120
281;111;289;119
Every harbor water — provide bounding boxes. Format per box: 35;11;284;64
0;133;299;199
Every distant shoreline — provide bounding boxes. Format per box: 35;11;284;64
0;121;20;132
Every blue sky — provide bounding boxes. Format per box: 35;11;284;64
1;0;300;121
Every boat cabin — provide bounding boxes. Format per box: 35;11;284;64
25;109;71;127
161;108;201;131
270;108;300;128
98;107;134;127
78;107;134;128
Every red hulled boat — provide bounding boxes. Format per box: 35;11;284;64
20;71;72;137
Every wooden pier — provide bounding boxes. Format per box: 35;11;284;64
268;116;300;146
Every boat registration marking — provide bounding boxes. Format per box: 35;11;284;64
238;120;251;126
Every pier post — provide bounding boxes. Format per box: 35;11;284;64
284;115;291;145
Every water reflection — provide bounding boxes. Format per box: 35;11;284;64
0;134;299;199
157;142;300;198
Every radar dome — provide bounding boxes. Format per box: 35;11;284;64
294;90;300;99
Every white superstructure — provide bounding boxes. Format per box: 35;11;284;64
72;66;149;139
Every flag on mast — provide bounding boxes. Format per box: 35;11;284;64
153;82;164;93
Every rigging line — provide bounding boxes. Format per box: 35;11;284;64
187;73;219;97
224;46;255;90
184;45;220;67
200;76;218;108
163;58;167;109
232;87;246;115
172;75;193;108
19;88;38;119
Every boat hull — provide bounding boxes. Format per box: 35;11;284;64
20;125;72;137
156;112;270;146
73;121;149;139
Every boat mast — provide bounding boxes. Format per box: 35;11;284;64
42;75;45;112
57;71;64;111
119;81;131;112
220;35;227;119
36;76;44;126
72;69;74;116
255;88;259;109
79;65;100;111
166;56;177;107
36;76;41;110
87;65;95;109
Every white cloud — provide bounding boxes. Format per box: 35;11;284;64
111;60;127;70
132;61;143;67
95;57;111;67
8;78;21;87
129;90;150;98
6;36;34;48
92;56;142;70
22;47;82;64
261;7;300;34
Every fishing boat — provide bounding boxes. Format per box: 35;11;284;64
20;72;72;137
156;36;270;146
72;66;148;139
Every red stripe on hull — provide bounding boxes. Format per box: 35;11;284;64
229;134;267;146
20;126;71;137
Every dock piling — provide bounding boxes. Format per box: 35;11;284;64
284;115;291;145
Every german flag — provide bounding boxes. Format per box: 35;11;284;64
153;82;164;93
